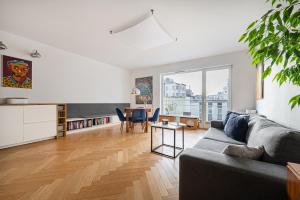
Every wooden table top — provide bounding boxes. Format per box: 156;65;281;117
151;122;186;130
288;162;300;179
124;107;152;112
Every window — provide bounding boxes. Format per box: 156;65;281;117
206;68;230;121
162;70;202;119
161;66;231;126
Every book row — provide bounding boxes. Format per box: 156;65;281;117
67;117;111;131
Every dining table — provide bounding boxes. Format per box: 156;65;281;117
124;107;153;133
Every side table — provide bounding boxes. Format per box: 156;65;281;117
151;122;185;158
287;162;300;200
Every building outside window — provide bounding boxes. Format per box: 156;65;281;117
217;102;223;120
161;67;230;126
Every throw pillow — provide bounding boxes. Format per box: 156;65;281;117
222;145;264;160
223;111;244;126
224;114;249;142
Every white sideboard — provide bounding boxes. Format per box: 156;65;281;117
0;105;57;149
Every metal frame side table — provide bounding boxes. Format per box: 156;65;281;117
151;122;185;158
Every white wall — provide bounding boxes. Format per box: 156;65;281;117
130;51;256;112
257;65;300;130
0;31;130;103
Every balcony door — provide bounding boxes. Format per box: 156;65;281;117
161;66;231;128
204;68;230;127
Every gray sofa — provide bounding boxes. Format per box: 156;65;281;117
179;114;300;200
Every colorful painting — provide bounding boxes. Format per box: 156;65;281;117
256;63;264;100
135;76;153;104
2;55;32;89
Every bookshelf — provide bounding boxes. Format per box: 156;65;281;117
67;115;117;133
57;104;67;138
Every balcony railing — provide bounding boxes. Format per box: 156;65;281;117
162;98;228;121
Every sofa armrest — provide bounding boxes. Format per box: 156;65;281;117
179;148;287;200
210;120;224;129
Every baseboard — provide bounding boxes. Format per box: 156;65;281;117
0;136;56;149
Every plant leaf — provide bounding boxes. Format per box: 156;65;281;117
262;66;272;79
294;49;300;58
247;21;257;30
261;9;274;20
289;94;300;109
283;6;294;23
238;33;247;42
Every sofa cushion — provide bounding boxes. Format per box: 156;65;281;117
193;138;243;153
222;145;264;160
245;114;266;142
224;115;249;142
247;116;300;165
204;128;245;145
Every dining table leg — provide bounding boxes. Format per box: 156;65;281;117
145;111;149;133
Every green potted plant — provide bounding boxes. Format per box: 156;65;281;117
239;0;300;109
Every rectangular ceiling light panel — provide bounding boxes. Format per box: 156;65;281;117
114;16;174;50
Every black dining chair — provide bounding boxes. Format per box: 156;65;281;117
116;108;126;133
149;108;160;124
130;109;146;132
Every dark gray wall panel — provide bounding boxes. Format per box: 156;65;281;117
67;103;130;118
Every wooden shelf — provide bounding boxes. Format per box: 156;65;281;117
56;104;67;138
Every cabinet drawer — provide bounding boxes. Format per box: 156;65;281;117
0;106;24;147
24;121;56;141
24;105;56;123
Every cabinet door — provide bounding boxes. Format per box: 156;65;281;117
0;106;24;147
24;121;56;141
24;105;56;123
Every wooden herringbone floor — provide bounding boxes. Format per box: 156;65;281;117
0;124;204;200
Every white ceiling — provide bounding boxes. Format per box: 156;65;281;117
0;0;269;69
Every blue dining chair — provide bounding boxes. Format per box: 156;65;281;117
130;109;146;132
116;108;126;133
149;108;160;124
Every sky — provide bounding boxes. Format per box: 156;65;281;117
164;69;229;96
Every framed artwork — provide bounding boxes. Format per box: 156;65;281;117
2;55;32;89
135;76;153;104
256;63;264;100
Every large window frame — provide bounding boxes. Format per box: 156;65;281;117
160;65;232;127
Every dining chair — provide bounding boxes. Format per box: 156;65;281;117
149;108;160;124
130;109;146;132
116;108;126;133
